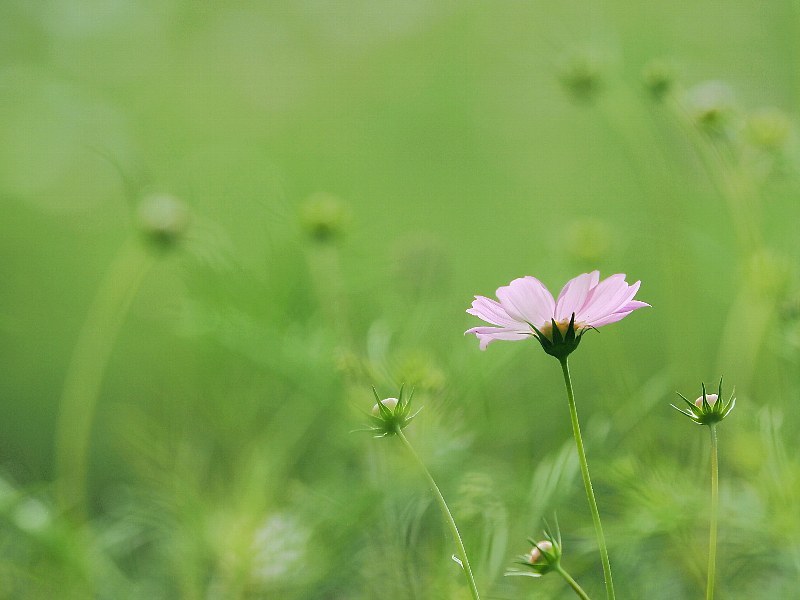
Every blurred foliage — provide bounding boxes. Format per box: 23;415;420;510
2;1;800;598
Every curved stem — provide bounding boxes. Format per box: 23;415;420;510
559;358;615;600
707;425;719;600
556;564;593;600
395;429;481;600
54;237;155;518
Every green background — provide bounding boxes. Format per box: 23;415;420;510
2;1;799;598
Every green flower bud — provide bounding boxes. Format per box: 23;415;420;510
747;107;791;150
300;192;350;243
558;52;604;103
642;60;676;101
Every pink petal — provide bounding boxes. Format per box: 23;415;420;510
580;275;638;323
554;271;600;321
466;296;519;327
495;276;555;327
465;326;532;350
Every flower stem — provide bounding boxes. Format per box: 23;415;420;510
558;357;615;600
395;428;481;600
707;424;719;600
54;236;155;518
556;564;593;600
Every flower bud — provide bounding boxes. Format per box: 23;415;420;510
695;393;718;408
557;52;604;103
673;379;735;426
642;60;676;101
300;192;350;243
528;540;553;564
365;386;420;437
372;397;398;416
747;107;791;150
684;81;735;134
137;194;190;248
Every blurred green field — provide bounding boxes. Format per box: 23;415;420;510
2;1;800;598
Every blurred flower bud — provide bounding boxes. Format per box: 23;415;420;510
137;194;190;248
684;81;735;134
673;379;735;426
557;52;604;102
642;60;676;101
747;107;791;150
567;218;613;263
745;249;790;298
300;192;350;243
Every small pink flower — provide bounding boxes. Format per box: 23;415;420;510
466;271;648;351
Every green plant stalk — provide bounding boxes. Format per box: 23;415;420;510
707;424;719;600
395;428;481;600
55;236;155;518
556;564;593;600
559;358;615;600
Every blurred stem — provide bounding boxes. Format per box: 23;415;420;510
556;564;592;600
395;428;481;600
707;424;719;600
55;236;155;518
559;358;615;600
306;243;351;347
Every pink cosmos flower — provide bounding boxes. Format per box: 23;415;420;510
466;271;649;351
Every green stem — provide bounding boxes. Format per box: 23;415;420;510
54;236;155;518
395;429;481;600
556;564;593;600
559;358;615;600
707;425;719;600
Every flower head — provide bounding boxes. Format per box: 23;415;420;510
466;271;649;358
672;379;736;426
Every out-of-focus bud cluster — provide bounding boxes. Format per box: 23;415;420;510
300;192;350;243
137;194;190;248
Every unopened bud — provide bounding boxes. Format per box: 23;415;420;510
695;393;718;408
684;81;735;134
137;194;190;248
528;540;553;564
300;192;350;243
372;397;399;416
747;107;791;150
558;52;604;102
642;60;676;101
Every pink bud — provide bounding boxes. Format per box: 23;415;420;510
372;397;399;416
528;540;553;564
695;393;718;408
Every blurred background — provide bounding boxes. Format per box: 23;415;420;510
2;1;800;598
